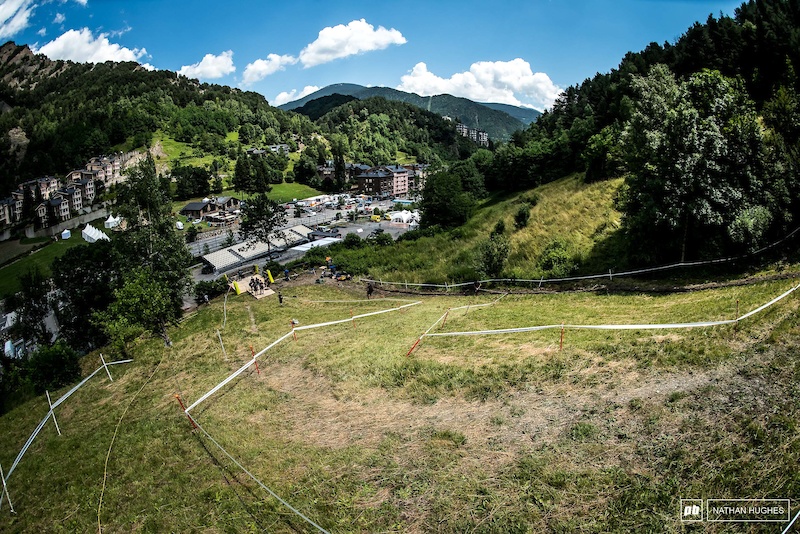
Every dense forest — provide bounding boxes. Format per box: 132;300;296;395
315;97;478;166
483;0;800;262
0;41;317;195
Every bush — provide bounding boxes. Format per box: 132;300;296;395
538;239;578;278
514;203;531;229
343;232;364;249
476;234;510;278
492;219;506;237
26;341;81;394
194;278;229;304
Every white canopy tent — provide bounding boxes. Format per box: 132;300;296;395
82;224;110;243
104;214;121;229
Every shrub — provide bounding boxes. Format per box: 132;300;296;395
26;341;81;394
514;203;531;229
476;234;510;278
492;219;506;237
538;239;578;277
194;278;229;304
343;232;364;249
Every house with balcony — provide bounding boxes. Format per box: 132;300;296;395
53;186;82;213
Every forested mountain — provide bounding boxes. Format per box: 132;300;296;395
315;97;478;167
279;83;529;141
488;0;800;263
292;93;358;121
0;42;316;196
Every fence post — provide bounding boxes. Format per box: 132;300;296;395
45;390;61;436
99;353;113;382
560;324;565;351
174;394;197;429
250;345;260;375
217;330;227;359
0;463;13;514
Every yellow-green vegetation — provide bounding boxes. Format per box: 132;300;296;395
1;277;799;532
395;151;417;165
337;174;623;284
151;131;228;170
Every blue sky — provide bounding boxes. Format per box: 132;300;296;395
1;0;743;110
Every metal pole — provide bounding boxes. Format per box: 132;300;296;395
45;390;61;436
99;353;113;382
217;330;227;359
0;463;14;514
174;395;197;429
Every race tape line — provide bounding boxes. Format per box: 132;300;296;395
360;226;800;289
7;359;133;480
425;282;800;338
186;302;421;413
193;418;329;533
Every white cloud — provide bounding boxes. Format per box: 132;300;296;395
53;13;65;24
178;50;235;80
272;85;320;106
242;54;297;85
37;27;47;36
72;0;88;6
35;28;148;63
0;0;35;40
398;59;562;110
299;19;406;68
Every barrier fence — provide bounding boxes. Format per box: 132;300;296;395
363;226;800;291
179;300;420;532
406;282;800;353
0;357;133;512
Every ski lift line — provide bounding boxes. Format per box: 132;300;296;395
423;282;800;338
6;359;134;480
192;418;330;534
360;225;800;290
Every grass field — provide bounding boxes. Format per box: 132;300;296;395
0;222;112;298
1;275;799;532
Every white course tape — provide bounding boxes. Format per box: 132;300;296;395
186;332;294;413
6;359;133;480
425;282;800;338
361;226;800;290
186;302;421;413
193;418;329;533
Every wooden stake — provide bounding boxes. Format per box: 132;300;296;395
441;309;450;329
251;345;260;375
406;338;422;357
560;324;565;351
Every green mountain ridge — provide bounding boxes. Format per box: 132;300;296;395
278;83;538;141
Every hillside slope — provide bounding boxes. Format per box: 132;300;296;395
1;273;799;532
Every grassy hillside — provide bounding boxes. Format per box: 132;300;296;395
1;277;799;532
322;174;623;284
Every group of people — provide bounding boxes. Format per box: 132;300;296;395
248;276;268;295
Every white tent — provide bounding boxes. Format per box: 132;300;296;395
60;229;71;240
82;224;110;243
391;210;416;223
104;214;121;229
